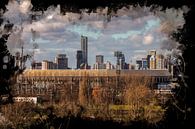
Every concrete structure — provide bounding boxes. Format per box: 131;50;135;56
42;60;55;70
76;50;83;69
106;61;115;69
114;51;126;70
55;54;68;69
136;58;148;70
81;35;88;65
150;55;156;69
148;50;157;69
156;54;165;69
149;50;156;56
76;36;88;69
96;55;104;64
32;62;42;69
147;54;151;69
13;69;172;103
93;63;105;69
94;55;105;69
21;69;171;78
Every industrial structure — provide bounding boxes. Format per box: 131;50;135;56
13;69;172;104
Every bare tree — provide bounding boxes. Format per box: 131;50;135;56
78;77;88;107
123;76;165;123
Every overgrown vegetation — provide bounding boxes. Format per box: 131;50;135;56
0;75;167;128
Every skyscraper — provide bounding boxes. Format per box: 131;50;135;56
156;54;165;69
55;54;68;69
76;50;83;69
114;51;125;70
146;54;151;69
148;50;156;69
150;55;156;69
81;35;88;65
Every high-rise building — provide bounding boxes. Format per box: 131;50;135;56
96;55;104;64
76;50;83;69
142;58;148;69
81;35;88;65
148;50;156;69
42;60;55;70
156;54;165;69
93;55;105;69
146;54;151;69
55;54;68;69
114;51;126;70
150;55;156;69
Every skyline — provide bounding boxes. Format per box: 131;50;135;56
31;46;169;71
1;0;187;68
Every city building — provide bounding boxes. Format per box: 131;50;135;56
16;69;172;101
80;63;91;69
53;63;57;69
55;54;68;69
142;58;148;69
149;50;156;56
148;50;157;69
114;51;126;70
96;55;104;64
93;55;105;69
136;60;142;70
76;50;84;69
156;54;165;69
146;54;151;69
81;35;88;65
76;36;89;69
106;61;115;69
150;55;156;69
93;63;106;69
42;60;55;70
136;58;148;70
32;62;42;69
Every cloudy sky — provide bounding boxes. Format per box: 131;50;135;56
1;0;188;68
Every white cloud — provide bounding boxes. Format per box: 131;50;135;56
143;34;154;45
2;1;188;67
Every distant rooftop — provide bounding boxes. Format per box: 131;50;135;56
22;69;171;77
